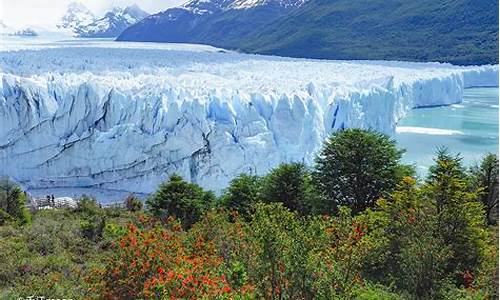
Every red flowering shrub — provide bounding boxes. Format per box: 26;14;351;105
88;215;253;299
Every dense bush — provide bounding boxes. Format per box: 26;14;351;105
76;195;101;216
0;178;31;225
75;195;107;242
89;215;253;299
147;174;215;228
426;150;488;283
470;153;499;224
261;163;317;215
219;174;262;219
358;150;493;299
91;203;383;299
363;177;453;298
125;194;143;212
0;207;132;299
246;204;375;299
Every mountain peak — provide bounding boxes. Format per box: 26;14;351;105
179;0;306;15
118;0;310;42
67;2;93;14
230;0;309;10
182;0;234;15
66;3;149;38
123;4;150;20
59;2;95;30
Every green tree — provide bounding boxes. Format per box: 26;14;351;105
147;174;215;228
261;163;316;214
365;177;451;298
124;194;143;212
359;150;491;298
314;128;408;215
470;153;499;224
0;178;31;225
74;195;106;242
75;195;101;216
425;150;488;284
219;174;262;219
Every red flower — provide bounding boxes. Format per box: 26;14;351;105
461;269;474;288
167;270;175;280
278;263;285;273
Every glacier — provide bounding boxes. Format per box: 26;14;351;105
0;40;498;196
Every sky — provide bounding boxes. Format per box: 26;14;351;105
0;0;185;28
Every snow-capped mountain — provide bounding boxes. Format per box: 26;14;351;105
0;41;498;194
180;0;232;15
118;0;498;66
117;0;307;43
59;2;148;38
172;0;309;16
58;2;96;33
229;0;308;10
180;0;307;13
78;4;149;38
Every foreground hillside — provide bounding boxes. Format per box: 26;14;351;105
118;0;499;65
1;130;498;299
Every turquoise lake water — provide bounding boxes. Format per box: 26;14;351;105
396;87;499;175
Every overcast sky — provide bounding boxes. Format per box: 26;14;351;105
0;0;185;28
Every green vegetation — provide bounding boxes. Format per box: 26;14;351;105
120;0;498;65
237;0;498;65
0;129;498;299
314;128;410;214
125;194;144;212
147;174;215;228
220;174;262;219
0;177;31;225
470;153;499;224
261;162;316;214
0;203;133;298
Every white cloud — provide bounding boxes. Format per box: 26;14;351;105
0;0;185;28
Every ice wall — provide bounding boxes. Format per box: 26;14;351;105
0;42;498;193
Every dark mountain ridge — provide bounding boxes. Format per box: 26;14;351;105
117;0;499;65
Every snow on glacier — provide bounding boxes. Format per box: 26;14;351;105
0;40;498;195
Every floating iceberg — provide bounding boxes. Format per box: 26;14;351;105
0;41;498;194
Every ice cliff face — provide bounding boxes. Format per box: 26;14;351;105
0;41;498;194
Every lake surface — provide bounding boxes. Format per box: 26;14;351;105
396;87;499;175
